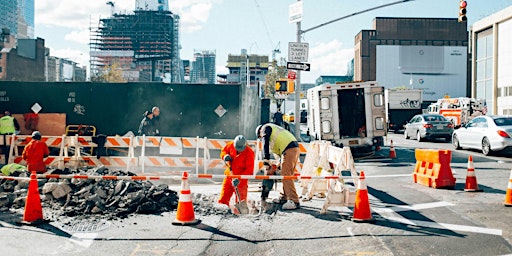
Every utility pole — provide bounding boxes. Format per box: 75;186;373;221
294;0;302;139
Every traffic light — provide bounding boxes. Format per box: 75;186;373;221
458;0;467;22
275;79;295;93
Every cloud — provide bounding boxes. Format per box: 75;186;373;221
170;0;217;33
49;48;89;67
301;39;354;83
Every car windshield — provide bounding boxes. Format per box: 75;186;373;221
424;115;446;122
493;117;512;126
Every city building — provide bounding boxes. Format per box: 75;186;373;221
221;49;269;86
135;0;168;11
46;56;87;82
191;50;216;84
0;37;45;81
315;76;352;85
90;9;181;82
471;5;512;115
354;17;468;103
0;0;34;39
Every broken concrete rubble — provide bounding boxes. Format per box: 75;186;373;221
0;167;180;221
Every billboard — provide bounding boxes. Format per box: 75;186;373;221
376;45;467;102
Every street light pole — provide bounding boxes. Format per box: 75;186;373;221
294;2;301;139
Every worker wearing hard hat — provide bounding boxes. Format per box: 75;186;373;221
256;123;300;210
217;135;255;207
22;131;50;173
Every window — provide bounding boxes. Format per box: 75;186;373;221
374;94;383;107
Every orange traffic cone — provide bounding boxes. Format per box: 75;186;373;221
351;171;375;223
504;168;512;207
172;171;200;226
21;172;44;225
464;155;482;192
389;140;396;159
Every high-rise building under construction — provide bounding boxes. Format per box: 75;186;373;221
90;4;181;82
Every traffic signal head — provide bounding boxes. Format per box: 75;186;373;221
275;79;295;93
458;0;467;22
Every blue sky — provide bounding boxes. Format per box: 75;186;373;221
35;0;512;83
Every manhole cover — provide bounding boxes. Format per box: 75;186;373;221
61;219;112;233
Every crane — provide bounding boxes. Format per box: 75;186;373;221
272;42;281;61
106;1;115;16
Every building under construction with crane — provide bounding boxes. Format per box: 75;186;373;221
90;6;181;82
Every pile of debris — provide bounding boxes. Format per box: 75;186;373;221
0;167;179;220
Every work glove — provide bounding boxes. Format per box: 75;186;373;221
223;155;232;162
231;178;240;187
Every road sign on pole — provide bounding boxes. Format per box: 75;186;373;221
287;61;311;72
288;42;309;62
288;70;297;80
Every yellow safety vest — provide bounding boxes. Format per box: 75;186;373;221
0;116;15;134
262;123;297;155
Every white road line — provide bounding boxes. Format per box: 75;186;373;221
69;232;98;248
373;201;455;213
384;216;503;236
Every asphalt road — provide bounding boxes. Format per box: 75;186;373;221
1;133;512;256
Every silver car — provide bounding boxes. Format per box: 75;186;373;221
404;114;454;142
452;115;512;155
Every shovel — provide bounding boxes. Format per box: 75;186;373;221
226;162;249;215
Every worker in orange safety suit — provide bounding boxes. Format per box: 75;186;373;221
217;135;255;206
22;131;50;173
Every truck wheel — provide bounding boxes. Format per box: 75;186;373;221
416;132;423;142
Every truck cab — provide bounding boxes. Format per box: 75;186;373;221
307;81;386;157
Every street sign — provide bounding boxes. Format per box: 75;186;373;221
288;70;297;80
287;61;311;72
289;1;303;23
288;42;309;62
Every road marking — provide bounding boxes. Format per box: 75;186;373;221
373;201;455;213
69;232;98;248
383;216;502;236
371;201;502;236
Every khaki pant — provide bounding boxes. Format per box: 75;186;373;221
280;147;300;203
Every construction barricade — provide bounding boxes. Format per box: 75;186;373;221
412;149;455;189
7;133;310;176
298;140;358;213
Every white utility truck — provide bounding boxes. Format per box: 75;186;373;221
306;81;386;157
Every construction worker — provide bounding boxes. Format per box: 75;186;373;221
256;123;301;210
0;110;20;163
137;109;157;136
217;135;255;208
22;131;50;173
151;106;160;135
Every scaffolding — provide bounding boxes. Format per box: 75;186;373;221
89;10;181;82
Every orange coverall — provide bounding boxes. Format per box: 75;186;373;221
22;139;50;173
218;141;255;205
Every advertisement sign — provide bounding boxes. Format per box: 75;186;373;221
376;45;467;101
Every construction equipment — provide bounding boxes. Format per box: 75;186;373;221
226;162;249;215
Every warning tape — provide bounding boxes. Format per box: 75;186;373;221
0;173;410;181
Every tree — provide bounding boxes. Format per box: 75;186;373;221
264;57;288;104
90;62;126;83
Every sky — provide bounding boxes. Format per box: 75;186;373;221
34;0;512;84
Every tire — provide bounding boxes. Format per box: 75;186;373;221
404;130;408;139
452;134;461;150
416;132;423;142
482;137;492;156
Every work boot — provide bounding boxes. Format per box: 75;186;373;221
272;197;287;204
213;202;230;212
282;200;300;210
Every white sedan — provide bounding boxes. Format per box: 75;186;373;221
452;115;512;155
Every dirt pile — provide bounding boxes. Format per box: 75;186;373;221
0;167;179;220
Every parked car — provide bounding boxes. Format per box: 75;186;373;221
452;115;512;156
404;114;454;142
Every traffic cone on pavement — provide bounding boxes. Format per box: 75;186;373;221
21;172;44;225
464;155;482;192
504;168;512;207
172;171;200;226
389;140;397;159
351;171;375;223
